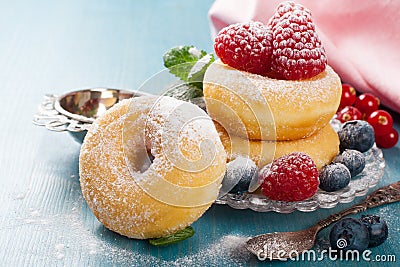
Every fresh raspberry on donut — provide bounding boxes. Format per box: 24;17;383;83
260;152;319;202
214;21;273;76
268;1;311;30
268;1;327;80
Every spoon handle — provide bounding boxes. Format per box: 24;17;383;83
317;181;400;229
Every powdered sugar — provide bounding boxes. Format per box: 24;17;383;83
54;244;65;259
79;96;226;239
174;235;251;266
203;59;342;141
122;96;225;206
188;54;213;80
103;234;251;266
204;60;341;108
188;46;201;58
14;193;252;265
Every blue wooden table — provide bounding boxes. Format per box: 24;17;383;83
0;0;399;266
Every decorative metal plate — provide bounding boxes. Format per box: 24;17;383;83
33;88;149;142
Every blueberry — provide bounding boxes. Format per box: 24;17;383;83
220;156;258;195
333;149;366;177
360;215;388;247
338;120;375;152
319;163;351;192
330;218;370;252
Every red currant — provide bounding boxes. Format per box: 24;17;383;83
339;83;357;110
354;93;380;118
336;106;362;123
375;128;399;149
367;110;393;135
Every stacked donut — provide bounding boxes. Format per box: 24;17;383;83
204;61;341;169
204;2;342;170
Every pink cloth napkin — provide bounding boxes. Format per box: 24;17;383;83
208;0;400;113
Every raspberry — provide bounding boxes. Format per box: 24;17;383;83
268;1;311;30
268;1;327;80
214;21;273;76
260;152;319;202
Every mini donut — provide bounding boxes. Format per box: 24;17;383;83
79;96;226;239
215;121;339;170
203;60;342;141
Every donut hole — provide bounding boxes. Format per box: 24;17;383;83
123;129;155;174
125;146;154;174
138;150;155;173
147;150;155;163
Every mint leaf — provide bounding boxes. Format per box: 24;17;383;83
163;46;214;89
187;53;214;89
163;82;203;101
149;226;195;246
163;46;206;72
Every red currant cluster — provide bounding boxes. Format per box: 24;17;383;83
335;84;398;149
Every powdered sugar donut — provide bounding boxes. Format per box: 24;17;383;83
204;60;342;141
215;121;339;170
79;96;226;239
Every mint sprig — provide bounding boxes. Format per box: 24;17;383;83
163;46;214;90
149;226;195;246
163;82;203;102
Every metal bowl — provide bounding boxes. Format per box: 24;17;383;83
33;87;151;143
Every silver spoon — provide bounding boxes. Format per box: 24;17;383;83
245;181;400;260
